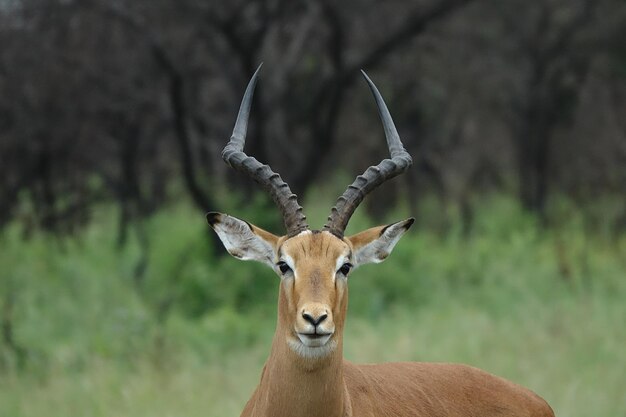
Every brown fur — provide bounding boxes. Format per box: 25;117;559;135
210;219;554;417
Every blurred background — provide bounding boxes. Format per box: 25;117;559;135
1;0;625;415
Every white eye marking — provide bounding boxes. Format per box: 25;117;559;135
334;252;352;280
277;254;296;278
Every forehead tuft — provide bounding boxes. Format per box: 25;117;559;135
280;230;349;264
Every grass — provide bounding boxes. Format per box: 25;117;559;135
0;194;625;417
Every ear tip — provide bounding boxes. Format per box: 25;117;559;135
206;212;222;226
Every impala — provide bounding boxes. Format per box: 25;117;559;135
208;66;555;417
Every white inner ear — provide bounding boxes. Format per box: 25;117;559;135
353;222;408;267
212;215;276;268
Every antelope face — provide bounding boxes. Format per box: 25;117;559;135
278;231;350;356
208;65;414;359
208;214;414;359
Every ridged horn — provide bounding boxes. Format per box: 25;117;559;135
221;64;308;235
323;70;412;237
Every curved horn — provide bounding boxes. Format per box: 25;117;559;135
323;70;412;236
222;64;308;235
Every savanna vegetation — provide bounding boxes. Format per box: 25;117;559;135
1;0;626;416
1;193;624;417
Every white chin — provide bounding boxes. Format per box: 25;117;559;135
289;335;337;359
297;333;332;347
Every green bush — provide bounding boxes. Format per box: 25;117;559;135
0;193;624;417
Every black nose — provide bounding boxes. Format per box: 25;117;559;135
302;311;328;327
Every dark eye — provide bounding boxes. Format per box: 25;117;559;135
339;263;352;276
277;261;291;275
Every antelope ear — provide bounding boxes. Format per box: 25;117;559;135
207;212;279;268
347;218;414;267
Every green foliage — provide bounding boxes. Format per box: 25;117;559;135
0;194;625;417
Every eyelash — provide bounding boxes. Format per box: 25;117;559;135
339;263;352;276
277;261;291;275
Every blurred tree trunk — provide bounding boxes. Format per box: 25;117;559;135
1;286;27;369
513;0;596;218
290;0;477;196
94;2;225;253
517;102;553;216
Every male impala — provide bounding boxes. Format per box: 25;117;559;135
208;66;555;417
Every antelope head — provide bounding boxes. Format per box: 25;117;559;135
208;66;413;361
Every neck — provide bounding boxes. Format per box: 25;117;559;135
253;329;347;417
